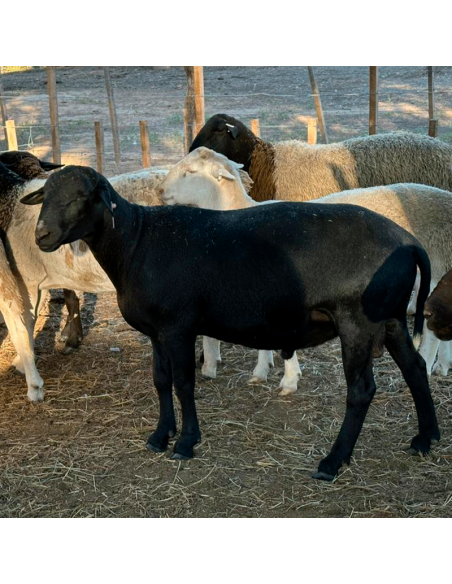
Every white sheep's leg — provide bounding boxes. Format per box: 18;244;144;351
248;350;274;384
7;315;43;402
0;244;44;401
432;341;452;377
407;271;420;316
0;292;44;402
419;325;441;377
279;353;302;396
11;288;43;374
201;336;221;379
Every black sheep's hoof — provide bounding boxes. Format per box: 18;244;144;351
172;432;201;460
171;452;192;461
409;433;438;455
147;442;166;453
314;456;340;481
312;470;336;482
147;431;171;453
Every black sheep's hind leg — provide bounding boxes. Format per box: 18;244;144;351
384;319;440;453
313;318;377;481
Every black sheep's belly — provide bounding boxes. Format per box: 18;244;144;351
199;314;338;352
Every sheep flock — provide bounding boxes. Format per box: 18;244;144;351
2;112;452;485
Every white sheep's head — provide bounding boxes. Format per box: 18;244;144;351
159;147;253;210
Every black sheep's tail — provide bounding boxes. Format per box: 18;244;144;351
413;244;431;349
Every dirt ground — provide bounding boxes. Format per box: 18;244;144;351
0;66;452;518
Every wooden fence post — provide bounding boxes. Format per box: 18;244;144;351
104;67;121;164
307;118;317;144
94;121;104;174
46;67;61;164
307;66;328;144
5;119;18;150
139;120;151;168
427;66;438;137
250;118;260;137
0;75;8;141
193;66;205;136
184;66;205;152
369;66;378;135
184;66;196;154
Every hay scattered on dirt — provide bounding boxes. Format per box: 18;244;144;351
0;291;451;518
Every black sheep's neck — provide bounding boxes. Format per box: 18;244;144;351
83;191;142;292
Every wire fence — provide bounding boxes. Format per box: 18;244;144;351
1;66;451;176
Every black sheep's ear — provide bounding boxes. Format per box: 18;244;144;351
40;161;65;171
20;187;45;205
225;123;239;139
98;183;115;216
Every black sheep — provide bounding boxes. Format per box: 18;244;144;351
22;165;440;481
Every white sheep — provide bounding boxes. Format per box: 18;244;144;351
160;147;452;391
0;165;167;401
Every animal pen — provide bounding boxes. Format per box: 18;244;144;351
0;66;452;519
0;66;448;176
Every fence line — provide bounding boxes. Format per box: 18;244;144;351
1;111;446;133
1;66;451;174
2;90;452;100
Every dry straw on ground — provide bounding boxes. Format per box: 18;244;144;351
0;291;451;518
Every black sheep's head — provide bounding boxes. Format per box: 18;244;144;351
20;165;114;252
189;113;256;170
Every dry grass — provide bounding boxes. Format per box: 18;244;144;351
0;291;451;518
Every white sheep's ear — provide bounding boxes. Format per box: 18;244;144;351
229;160;244;171
20;187;45;205
212;165;236;182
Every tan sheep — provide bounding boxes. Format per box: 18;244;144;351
189;113;452;202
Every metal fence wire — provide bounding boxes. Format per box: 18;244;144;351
1;66;451;177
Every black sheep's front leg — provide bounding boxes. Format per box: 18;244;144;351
313;322;377;481
167;337;201;459
147;339;177;453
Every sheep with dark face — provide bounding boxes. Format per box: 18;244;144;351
22;164;439;481
0;160;168;401
189;113;452;202
0;150;63;179
0;151;82;349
